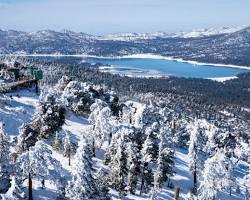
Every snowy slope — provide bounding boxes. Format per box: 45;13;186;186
0;89;38;136
1;88;249;200
0;89;193;199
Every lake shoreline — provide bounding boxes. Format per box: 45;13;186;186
1;53;244;82
87;53;250;70
207;76;238;82
2;53;250;70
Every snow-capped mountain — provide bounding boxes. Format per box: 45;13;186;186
0;26;250;66
172;26;246;38
99;26;245;41
0;29;96;55
98;32;173;41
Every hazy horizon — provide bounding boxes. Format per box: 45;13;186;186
0;25;248;36
0;0;250;35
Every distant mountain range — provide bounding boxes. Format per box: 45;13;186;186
100;26;245;41
0;26;250;66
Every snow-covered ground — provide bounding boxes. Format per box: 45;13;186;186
208;76;238;82
0;89;38;136
1;89;193;199
1;88;249;199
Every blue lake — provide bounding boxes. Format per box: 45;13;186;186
86;57;248;78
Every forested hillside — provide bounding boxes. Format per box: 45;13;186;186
1;26;250;66
0;57;249;199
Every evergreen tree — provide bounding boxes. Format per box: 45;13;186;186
53;132;62;152
104;125;129;165
142;123;160;163
61;81;100;116
108;136;128;197
16;141;63;199
16;91;65;153
16;123;39;153
89;100;115;146
126;142;140;194
188;120;207;192
55;75;71;92
35;92;66;139
154;127;174;189
0;123;12;193
140;122;160;194
198;149;232;200
65;138;102;200
63;131;72;166
140;126;158;195
0;176;25;200
95;169;111;200
56;177;67;200
139;161;153;196
242;171;250;200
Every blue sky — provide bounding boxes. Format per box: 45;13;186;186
0;0;249;34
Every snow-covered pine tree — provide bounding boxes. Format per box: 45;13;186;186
103;138;115;165
142;123;160;162
55;75;71;92
203;122;219;154
56;177;67;200
104;125;128;165
108;135;128;197
0;123;12;193
140;124;160;195
234;141;250;163
121;103;134;125
139;161;154;196
73;93;93;115
17;90;65;152
109;94;120;117
95;169;111;200
65;138;104;200
140;104;163;129
0;176;25;200
95;107;113;145
63;131;72;166
187;120;207;192
89;99;116;146
198;149;232;200
16;141;63;178
242;170;250;200
154;126;175;189
188;120;199;171
126;141;140;194
53;132;62;152
215;129;237;152
16;123;39;153
16;141;63;199
224;153;236;196
61;81;95;116
149;189;158;200
35;91;66;139
171;116;190;147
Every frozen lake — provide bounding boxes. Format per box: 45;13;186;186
86;57;248;78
